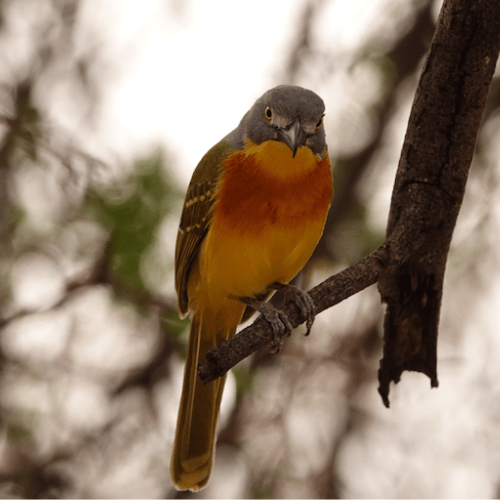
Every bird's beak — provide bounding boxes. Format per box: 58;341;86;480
278;120;303;158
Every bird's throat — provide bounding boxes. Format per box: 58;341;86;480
243;139;321;180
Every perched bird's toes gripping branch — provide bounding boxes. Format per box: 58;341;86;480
237;292;294;353
270;281;316;335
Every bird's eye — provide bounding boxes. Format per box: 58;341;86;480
265;106;273;120
316;117;323;129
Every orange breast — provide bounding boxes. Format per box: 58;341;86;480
215;141;333;236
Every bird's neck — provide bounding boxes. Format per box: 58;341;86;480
242;139;323;181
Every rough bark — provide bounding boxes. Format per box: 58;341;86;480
198;0;500;405
378;0;500;406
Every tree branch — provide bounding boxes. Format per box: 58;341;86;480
198;0;500;398
198;218;427;384
378;0;500;406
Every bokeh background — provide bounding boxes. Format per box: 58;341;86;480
1;0;500;498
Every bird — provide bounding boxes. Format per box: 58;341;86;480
171;85;333;491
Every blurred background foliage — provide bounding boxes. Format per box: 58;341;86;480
0;0;500;498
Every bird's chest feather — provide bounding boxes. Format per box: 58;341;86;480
197;141;332;299
214;141;332;233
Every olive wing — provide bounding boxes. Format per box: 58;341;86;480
174;141;232;316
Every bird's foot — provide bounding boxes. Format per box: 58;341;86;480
237;283;315;353
270;282;316;336
237;296;293;353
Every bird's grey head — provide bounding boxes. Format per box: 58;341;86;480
235;85;327;158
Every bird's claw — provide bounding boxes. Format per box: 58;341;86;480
236;282;316;354
257;302;293;353
236;296;293;353
271;282;316;336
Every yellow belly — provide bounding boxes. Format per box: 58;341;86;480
198;216;325;302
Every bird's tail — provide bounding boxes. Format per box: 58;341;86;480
170;309;236;491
